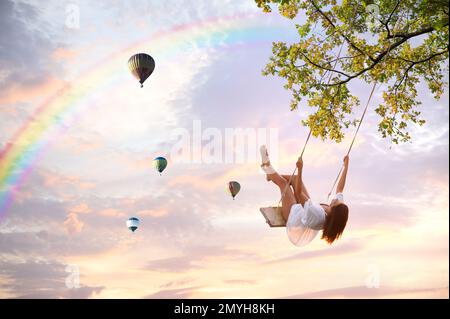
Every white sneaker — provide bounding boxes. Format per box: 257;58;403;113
260;145;270;166
260;145;275;174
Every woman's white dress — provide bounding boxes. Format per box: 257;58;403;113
286;193;344;246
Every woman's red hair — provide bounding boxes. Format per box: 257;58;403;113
322;203;349;244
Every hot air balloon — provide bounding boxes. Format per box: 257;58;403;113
128;53;155;88
228;181;241;200
153;156;168;175
126;217;140;232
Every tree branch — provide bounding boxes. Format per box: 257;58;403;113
396;50;448;64
387;21;449;39
300;52;351;78
381;0;401;37
309;0;376;62
328;54;364;63
324;37;448;87
394;62;414;91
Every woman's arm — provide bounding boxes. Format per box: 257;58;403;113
336;155;349;194
295;158;309;205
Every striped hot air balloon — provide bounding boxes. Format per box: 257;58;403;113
128;53;155;88
126;217;140;233
227;181;241;200
153;156;168;175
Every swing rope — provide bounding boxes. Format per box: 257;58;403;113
327;80;377;197
277;42;344;206
326;21;400;197
278;16;400;206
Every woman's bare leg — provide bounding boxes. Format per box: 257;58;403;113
260;145;296;220
282;175;310;202
267;172;297;221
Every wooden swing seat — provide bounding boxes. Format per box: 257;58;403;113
260;206;286;227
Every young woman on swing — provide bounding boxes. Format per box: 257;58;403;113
260;145;349;246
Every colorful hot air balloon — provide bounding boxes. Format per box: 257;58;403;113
228;181;241;200
126;217;140;232
128;53;155;88
153;156;168;175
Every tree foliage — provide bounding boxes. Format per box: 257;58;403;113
255;0;449;143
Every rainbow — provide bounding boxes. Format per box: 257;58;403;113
0;12;290;217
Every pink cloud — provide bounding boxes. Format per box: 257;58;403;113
63;213;84;234
137;209;169;218
168;165;257;192
98;208;126;217
0;76;65;105
51;48;80;61
40;170;96;191
144;286;200;299
54;135;103;155
68;203;91;214
284;285;449;299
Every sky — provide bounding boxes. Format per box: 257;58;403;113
0;0;448;299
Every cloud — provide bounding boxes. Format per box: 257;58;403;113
51;48;79;61
264;242;363;265
18;168;97;202
144;286;200;299
145;256;200;273
98;208;126;218
2;185;216;257
0;231;50;255
167;165;257;192
0;259;104;299
2;196;67;228
346;200;418;229
0;76;65;105
0;230;116;257
159;278;194;289
282;285;449;299
144;245;256;273
137;209;168;218
16;285;104;299
68;203;91;214
0;0;64;104
63;213;84;234
106;195;213;243
223;279;257;285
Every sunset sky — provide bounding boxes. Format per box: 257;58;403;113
0;0;448;298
